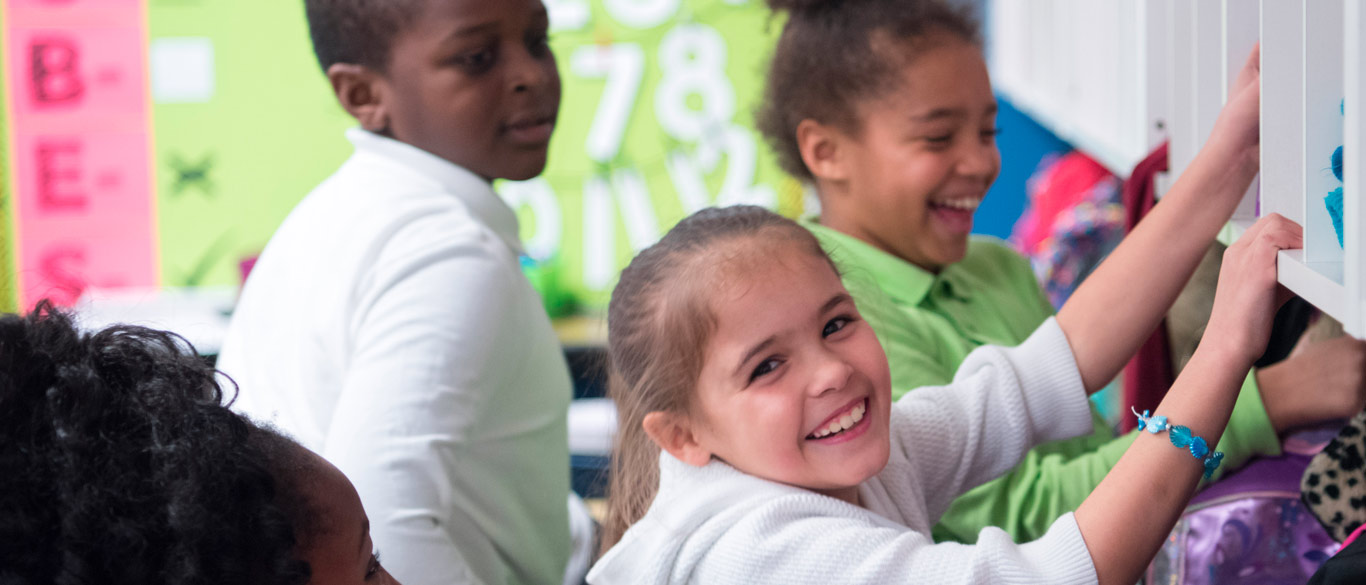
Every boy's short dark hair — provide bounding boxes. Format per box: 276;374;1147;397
305;0;425;72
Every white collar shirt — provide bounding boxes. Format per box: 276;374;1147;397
218;129;573;585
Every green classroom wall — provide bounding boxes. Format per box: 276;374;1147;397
145;0;796;309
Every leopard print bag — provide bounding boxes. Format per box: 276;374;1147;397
1303;411;1366;542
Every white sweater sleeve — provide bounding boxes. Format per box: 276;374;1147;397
885;317;1095;522
587;320;1100;585
691;493;1097;585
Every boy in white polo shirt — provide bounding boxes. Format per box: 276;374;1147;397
216;1;590;584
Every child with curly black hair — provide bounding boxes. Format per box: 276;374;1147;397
0;302;400;585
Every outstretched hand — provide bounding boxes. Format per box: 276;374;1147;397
1206;213;1302;365
1210;44;1261;173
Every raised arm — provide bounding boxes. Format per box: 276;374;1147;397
1057;46;1261;393
1074;214;1302;585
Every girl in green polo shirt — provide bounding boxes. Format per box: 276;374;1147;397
756;0;1366;544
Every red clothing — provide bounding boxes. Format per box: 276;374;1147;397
1120;142;1174;431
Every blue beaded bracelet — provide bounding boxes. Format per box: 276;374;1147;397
1132;407;1224;479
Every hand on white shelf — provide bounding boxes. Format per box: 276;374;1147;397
1206;213;1302;365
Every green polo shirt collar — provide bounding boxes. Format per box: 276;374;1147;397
804;220;972;306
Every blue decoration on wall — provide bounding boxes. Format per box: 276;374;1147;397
977;97;1072;240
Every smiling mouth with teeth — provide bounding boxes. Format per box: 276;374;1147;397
807;399;868;440
929;197;982;211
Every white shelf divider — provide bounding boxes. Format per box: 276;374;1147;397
1259;0;1305;224
1167;0;1197;186
1302;0;1345;271
1344;0;1365;337
1145;0;1169;149
988;0;1151;178
1195;1;1224;148
1225;0;1259;221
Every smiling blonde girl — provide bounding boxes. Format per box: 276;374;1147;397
590;198;1298;584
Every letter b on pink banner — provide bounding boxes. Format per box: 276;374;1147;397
9;27;146;118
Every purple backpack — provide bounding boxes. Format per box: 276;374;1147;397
1146;433;1340;584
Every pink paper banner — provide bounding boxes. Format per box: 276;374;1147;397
5;0;154;308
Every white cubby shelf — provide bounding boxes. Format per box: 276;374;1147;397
1259;0;1364;337
989;0;1366;337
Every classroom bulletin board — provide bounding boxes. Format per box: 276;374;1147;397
0;0;796;313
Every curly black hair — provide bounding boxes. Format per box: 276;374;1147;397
304;0;425;73
0;301;315;585
757;0;981;181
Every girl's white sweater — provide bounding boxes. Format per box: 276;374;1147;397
589;318;1102;585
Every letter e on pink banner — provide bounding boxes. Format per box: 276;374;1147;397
13;132;155;306
15;132;153;219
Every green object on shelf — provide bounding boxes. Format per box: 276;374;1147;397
521;255;576;319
